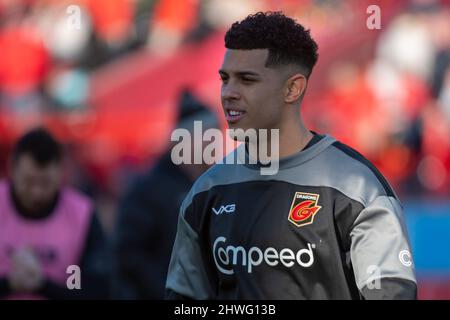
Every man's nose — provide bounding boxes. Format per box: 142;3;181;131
221;82;241;101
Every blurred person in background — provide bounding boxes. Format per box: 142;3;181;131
82;0;136;61
372;0;450;195
0;0;50;113
112;89;220;299
146;0;265;55
0;128;109;299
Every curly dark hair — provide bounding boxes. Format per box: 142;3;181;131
225;12;319;78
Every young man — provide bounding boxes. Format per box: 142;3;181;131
165;12;417;299
0;128;109;299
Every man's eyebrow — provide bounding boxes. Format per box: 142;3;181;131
218;69;261;77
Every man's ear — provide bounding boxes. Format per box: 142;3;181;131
285;73;307;104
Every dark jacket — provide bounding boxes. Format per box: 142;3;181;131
112;152;194;299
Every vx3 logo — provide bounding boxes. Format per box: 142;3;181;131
212;204;236;215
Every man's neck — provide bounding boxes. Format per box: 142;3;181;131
278;121;314;159
246;118;313;163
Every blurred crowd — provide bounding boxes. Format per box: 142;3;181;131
1;0;450;299
311;0;450;198
1;0;449;201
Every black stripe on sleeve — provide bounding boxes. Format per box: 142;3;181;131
332;141;396;198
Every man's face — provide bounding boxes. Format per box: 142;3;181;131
219;49;287;135
11;154;62;214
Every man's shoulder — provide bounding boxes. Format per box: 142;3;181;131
191;159;240;196
319;140;398;205
181;145;251;211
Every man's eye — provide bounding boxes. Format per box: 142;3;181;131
242;78;256;83
220;77;228;83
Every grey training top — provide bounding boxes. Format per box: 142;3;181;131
166;134;417;300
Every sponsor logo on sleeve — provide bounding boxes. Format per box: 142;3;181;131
399;250;413;267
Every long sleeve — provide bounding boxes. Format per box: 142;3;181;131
165;201;212;300
349;196;417;300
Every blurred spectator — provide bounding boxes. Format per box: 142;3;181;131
376;4;436;80
0;128;109;299
146;0;199;55
313;0;450;197
147;0;266;55
45;66;90;111
439;68;450;120
111;90;219;299
429;7;450;96
0;1;49;112
418;102;450;194
200;0;264;31
85;0;135;52
37;0;92;63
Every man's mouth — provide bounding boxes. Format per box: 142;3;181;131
225;109;246;123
